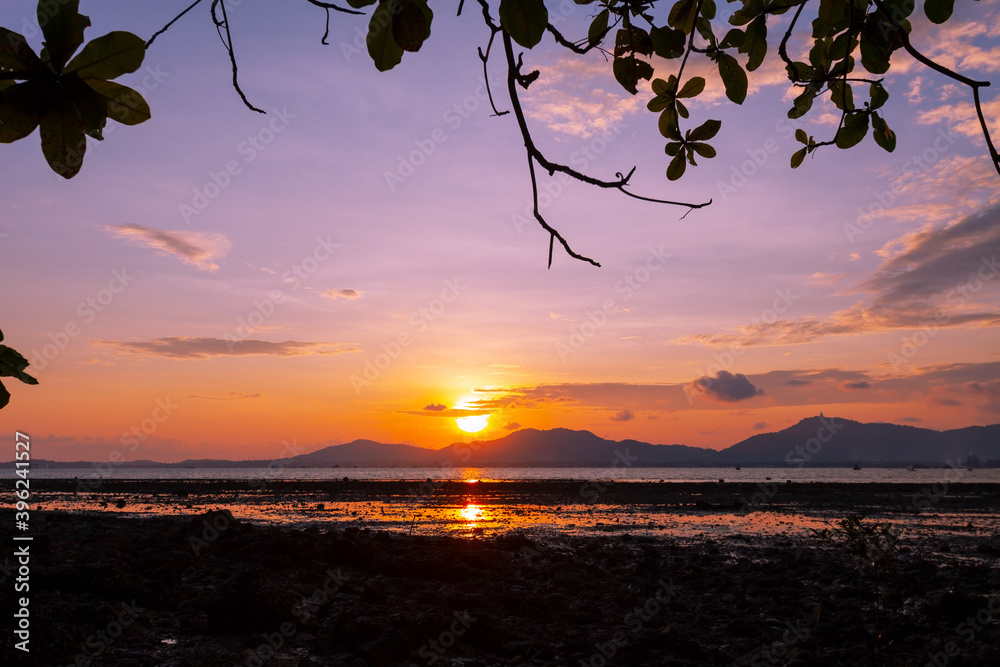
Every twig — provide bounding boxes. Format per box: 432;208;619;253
146;0;205;49
211;0;265;114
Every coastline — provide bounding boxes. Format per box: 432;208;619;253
2;481;999;665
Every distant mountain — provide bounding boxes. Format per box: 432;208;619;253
718;416;1000;464
289;440;437;466
7;418;999;468
431;428;718;466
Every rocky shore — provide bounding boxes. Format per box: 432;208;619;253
1;481;999;666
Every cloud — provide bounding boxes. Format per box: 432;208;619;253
784;379;813;386
322;289;361;300
900;416;923;423
96;337;356;359
752;421;768;430
675;204;1000;347
423;403;447;412
188;392;262;400
687;371;765;403
843;381;871;390
106;225;231;272
934;397;963;406
504;422;522;431
610;408;634;422
523;57;640;138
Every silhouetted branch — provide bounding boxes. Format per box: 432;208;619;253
146;0;205;49
211;0;265;114
871;0;999;176
302;0;363;15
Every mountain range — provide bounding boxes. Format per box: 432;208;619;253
14;415;1000;468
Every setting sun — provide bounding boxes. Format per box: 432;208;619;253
456;415;489;433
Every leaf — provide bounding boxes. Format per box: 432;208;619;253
649;25;686;59
615;26;653;58
0;80;46;144
788;87;817;119
794;128;807;143
665;141;683;156
39;92;87;179
588;9;609;46
872;113;896;152
658;106;680;140
0;27;46;72
0;380;8;410
829;80;854;111
677;76;705;99
367;1;404;71
676;99;688;118
668;0;699;34
924;0;954;24
499;0;548;49
65;31;145;79
729;0;763;26
688;118;721;141
717;52;747;104
613;56;653;95
690;141;716;158
720;28;745;49
860;24;891;75
86;79;150;126
38;0;90;71
870;81;889;110
391;0;432;52
790;146;807;168
741;15;767;72
666;151;687;180
835;112;869;149
0;345;38;384
63;75;107;140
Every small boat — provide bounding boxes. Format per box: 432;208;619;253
735;465;741;471
853;463;862;470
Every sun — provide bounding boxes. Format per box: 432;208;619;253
455;414;489;433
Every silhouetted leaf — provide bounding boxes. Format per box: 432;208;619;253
794;128;808;144
870;81;889;109
499;0;548;49
649;25;686;59
613;56;653;95
872;112;896;152
39;93;87;179
0;27;46;72
38;0;90;71
658;106;681;140
66;31;145;79
367;1;404;71
924;0;954;24
790;146;807;168
0;80;46;143
720;28;745;49
588;9;609;46
689;141;716;158
717;52;747;104
829;80;854;111
87;80;150;126
836;112;869;149
392;0;432;52
677;76;705;98
0;345;38;384
666;151;686;180
741;15;767;72
668;0;699;34
687;118;721;141
615;26;653;57
64;75;107;139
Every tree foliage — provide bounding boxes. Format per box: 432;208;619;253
0;0;998;408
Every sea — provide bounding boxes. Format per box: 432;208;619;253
29;465;1000;483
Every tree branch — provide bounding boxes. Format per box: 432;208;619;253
871;0;999;176
146;0;205;49
211;0;265;114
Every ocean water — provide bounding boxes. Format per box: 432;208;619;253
29;465;999;483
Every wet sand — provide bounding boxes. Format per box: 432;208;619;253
2;480;999;665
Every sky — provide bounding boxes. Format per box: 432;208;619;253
1;0;999;462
